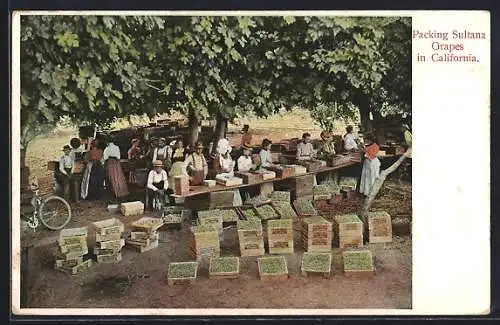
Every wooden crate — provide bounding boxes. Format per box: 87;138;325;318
234;171;263;185
342;248;374;278
167;262;198;286
92;218;125;236
293;199;319;218
127;238;159;253
302;216;332;233
96;238;125;250
93;247;121;256
120;201;145;216
208;256;240;279
55;258;92;275
219;208;240;223
209;191;236;209
174;175;190;195
269;191;291;203
334;214;363;238
367;211;393;243
95;232;122;242
328;155;352;167
96;252;122;263
301;252;332;278
55;256;84;269
263;165;293;178
130;217;164;233
59;242;88;254
257;256;288;281
255;204;279;221
190;246;221;260
216;175;243;187
56;247;89;261
297;160;324;172
339;235;364;249
270;202;297;219
58;227;88;246
241;248;265;257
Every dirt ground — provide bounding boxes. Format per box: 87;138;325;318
23;191;411;310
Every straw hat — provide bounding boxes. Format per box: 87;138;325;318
153;160;164;167
195;141;204;149
62;145;71;151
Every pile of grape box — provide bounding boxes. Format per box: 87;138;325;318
342;248;375;278
255;204;279;221
257;255;289;281
334;214;364;249
197;209;223;233
267;219;294;254
188;224;221;260
92;218;125;263
293;198;319;218
167;261;199;285
237;219;265;257
54;227;92;275
245;194;272;207
366;210;393;243
339;177;358;192
218;208;240;225
239;207;260;220
162;206;183;230
301;252;332;278
126;217;163;253
313;184;334;201
208;256;240;279
271;201;297;219
302;216;333;252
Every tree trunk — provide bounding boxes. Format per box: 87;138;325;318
359;104;372;135
361;147;412;217
188;111;199;148
211;113;228;154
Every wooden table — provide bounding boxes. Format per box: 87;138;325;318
171;160;361;199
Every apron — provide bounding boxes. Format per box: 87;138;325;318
168;161;185;189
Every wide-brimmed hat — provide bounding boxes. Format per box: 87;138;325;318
158;137;166;142
62;145;71;151
195;141;204;149
153;160;164;167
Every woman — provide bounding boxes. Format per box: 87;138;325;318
127;138;142;185
359;134;381;196
167;139;188;189
81;139;105;200
259;138;274;168
237;145;254;172
217;149;235;177
103;138;129;199
317;131;335;159
344;125;359;152
147;160;169;210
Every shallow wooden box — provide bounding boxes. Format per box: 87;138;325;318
96;251;122;263
301;252;332;278
342;248;374;278
130;217;164;233
208;256;240;279
234;171;263;185
257;255;289;281
367;211;393;243
167;262;198;286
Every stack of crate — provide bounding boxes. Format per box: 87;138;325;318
366;210;393;243
54;227;92;275
188;224;221;260
126;217;163;253
120;201;145;217
92;218;125;263
302;216;333;252
267;219;294;254
197;210;223;233
334;214;364;249
237;219;265;257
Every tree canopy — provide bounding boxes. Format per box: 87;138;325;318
19;15;411;148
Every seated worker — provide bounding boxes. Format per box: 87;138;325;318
259;138;274;168
237;145;254;172
317;131;336;159
296;132;316;161
343;125;359;152
217;149;236;177
146;160;170;209
240;124;252;148
185;141;208;185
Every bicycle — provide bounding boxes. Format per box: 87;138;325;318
22;177;72;231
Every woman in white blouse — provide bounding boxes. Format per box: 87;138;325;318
218;149;235;177
259;138;274;167
343;125;359;152
147;160;169;209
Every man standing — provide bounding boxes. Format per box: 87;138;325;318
58;145;74;201
185;141;208;185
296;133;316;161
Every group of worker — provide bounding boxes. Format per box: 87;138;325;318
55;122;412;207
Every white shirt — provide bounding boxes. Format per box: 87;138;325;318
260;149;273;167
152;146;172;162
217;138;232;155
147;169;169;191
237;156;253;172
219;154;235;176
103;142;121;161
344;133;358;151
59;154;74;175
296;142;315;161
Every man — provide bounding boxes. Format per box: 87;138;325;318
296;133;316;161
144;136;159;169
240;124;252;148
317;131;336;159
69;137;85;202
217;135;232;156
146;160;169;210
185;141;208;185
152;137;173;171
58;145;74;200
237;145;254;172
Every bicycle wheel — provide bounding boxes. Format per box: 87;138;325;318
39;196;72;230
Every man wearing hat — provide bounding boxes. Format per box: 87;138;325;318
144;136;159;169
240;124;253;148
153;137;173;171
146;160;169;210
185;141;208;185
237;144;254;172
58;145;74;200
